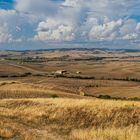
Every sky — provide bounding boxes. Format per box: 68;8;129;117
1;0;140;50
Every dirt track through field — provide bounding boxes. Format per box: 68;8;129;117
8;63;45;74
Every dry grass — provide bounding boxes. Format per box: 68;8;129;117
70;127;140;140
0;81;85;99
0;78;139;99
0;98;140;140
85;86;140;98
0;128;14;139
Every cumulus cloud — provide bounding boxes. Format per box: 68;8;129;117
87;18;140;41
0;23;12;43
15;0;61;17
136;23;140;31
0;10;16;43
62;0;140;20
33;0;140;42
62;0;80;7
1;0;140;47
34;18;75;41
0;9;39;43
89;19;122;41
0;22;23;43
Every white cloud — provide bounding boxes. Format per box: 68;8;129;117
0;23;23;43
122;33;138;40
15;0;61;17
61;0;140;20
1;0;140;48
80;17;140;41
89;19;123;41
0;9;16;16
0;23;12;43
0;9;39;43
34;18;75;41
136;23;140;32
62;0;80;7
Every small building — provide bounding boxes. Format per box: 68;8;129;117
76;71;81;74
55;70;67;74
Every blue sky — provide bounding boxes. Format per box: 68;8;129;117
0;0;13;9
1;0;140;50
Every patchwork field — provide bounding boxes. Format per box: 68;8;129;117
1;61;140;99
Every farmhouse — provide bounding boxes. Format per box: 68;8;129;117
76;71;81;74
55;70;67;74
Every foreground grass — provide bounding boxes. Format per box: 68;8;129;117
70;127;140;140
0;98;140;140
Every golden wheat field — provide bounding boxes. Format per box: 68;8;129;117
0;98;140;140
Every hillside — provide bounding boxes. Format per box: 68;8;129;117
0;49;140;140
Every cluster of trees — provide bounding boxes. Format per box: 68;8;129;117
5;57;47;63
0;72;32;78
104;77;140;82
86;94;140;101
55;74;95;80
97;95;140;101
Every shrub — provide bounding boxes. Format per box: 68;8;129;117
98;95;111;99
51;94;59;98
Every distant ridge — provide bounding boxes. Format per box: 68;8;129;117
3;48;140;53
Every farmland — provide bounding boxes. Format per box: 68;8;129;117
0;48;140;139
